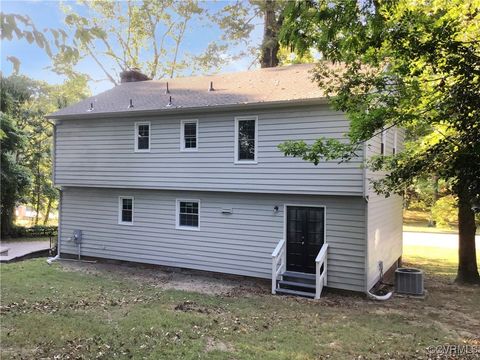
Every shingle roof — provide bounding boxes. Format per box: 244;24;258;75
49;63;332;118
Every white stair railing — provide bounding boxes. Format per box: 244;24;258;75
271;239;286;294
315;243;329;299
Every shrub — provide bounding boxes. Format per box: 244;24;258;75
8;225;58;238
431;195;458;228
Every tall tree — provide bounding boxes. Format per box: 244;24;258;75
0;76;32;237
259;0;284;67
0;74;89;232
279;0;480;283
1;1;261;83
212;0;288;68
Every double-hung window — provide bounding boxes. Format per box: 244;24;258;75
393;129;397;155
180;119;198;151
235;116;258;164
176;199;200;230
135;121;150;152
380;128;386;155
118;196;134;225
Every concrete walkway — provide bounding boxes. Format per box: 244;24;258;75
0;241;50;262
403;231;480;249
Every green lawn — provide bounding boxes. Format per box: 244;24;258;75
1;246;479;359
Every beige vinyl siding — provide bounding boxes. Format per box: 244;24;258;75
54;104;364;196
60;187;366;292
365;128;405;290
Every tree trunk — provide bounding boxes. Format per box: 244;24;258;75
260;0;282;68
1;203;15;238
43;197;52;226
455;184;480;284
34;162;41;226
428;174;439;227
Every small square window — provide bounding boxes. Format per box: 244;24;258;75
181;120;198;151
135;122;150;151
176;200;200;230
119;197;134;224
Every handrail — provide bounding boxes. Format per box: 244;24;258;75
271;239;285;258
315;243;328;263
315;243;329;299
271;239;286;294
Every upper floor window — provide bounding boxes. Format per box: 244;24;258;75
180;119;198;151
380;128;386;155
235;116;258;164
393;129;397;155
118;196;134;225
176;199;200;230
135;121;150;152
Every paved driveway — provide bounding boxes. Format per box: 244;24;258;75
403;231;480;249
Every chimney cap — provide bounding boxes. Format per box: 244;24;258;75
120;68;151;83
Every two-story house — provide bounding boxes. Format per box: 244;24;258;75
48;64;403;298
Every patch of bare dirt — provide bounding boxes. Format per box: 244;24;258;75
173;300;223;315
205;337;234;353
56;259;480;344
58;260;268;296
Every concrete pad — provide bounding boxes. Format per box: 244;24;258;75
0;241;50;262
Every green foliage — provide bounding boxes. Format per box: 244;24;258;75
0;73;89;233
279;0;480;200
2;1;273;84
0;113;32;237
431;195;459;228
279;0;480;281
277;46;316;65
9;225;58;238
0;12;73;74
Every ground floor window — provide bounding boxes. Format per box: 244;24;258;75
118;196;134;224
176;199;200;230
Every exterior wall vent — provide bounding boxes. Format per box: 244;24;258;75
395;268;424;295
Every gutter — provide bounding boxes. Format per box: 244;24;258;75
46;97;330;121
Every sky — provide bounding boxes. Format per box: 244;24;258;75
1;0;263;95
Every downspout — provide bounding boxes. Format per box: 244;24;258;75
362;140;392;300
362;141;371;295
367;289;393;301
47;188;62;264
366;264;393;301
47;122;61;264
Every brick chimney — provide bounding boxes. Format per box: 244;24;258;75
120;68;151;83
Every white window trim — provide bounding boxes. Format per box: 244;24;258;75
234;116;258;164
175;199;201;231
134;121;151;152
118;196;134;225
180;119;199;152
393;128;398;154
381;128;386;155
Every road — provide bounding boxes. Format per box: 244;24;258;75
403;231;480;249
